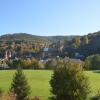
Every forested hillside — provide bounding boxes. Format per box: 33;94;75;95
0;33;73;43
62;31;100;58
0;31;100;59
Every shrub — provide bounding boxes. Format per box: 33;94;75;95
84;54;100;70
45;59;57;69
8;58;41;69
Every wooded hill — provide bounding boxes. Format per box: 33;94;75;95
0;33;74;43
63;31;100;58
0;31;100;59
0;33;74;57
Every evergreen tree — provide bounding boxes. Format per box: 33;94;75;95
10;68;30;100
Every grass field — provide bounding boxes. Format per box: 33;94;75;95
0;70;100;99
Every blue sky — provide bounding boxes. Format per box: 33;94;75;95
0;0;100;36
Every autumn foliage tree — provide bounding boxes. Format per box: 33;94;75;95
83;35;89;45
73;36;81;48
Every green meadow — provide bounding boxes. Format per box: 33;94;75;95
0;70;100;99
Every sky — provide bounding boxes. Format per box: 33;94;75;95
0;0;100;36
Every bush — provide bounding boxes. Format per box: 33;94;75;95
45;59;57;69
8;58;41;69
84;54;100;70
50;61;90;100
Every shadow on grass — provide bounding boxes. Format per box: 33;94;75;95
93;70;100;73
91;96;100;100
